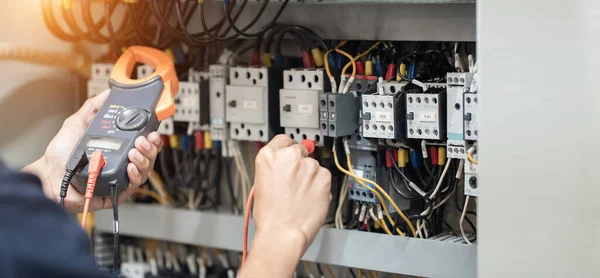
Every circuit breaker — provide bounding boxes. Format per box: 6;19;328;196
226;66;283;142
446;72;474;158
347;150;378;203
406;87;446;140
87;63;114;98
464;92;479;141
319;92;360;137
279;69;325;145
464;152;478;197
209;64;228;141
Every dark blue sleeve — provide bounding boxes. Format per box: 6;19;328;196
0;162;112;278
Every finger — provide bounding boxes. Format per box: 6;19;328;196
286;143;309;159
266;134;296;151
135;136;158;170
127;162;144;186
148;132;164;153
128;149;150;184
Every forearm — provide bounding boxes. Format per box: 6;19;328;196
239;229;307;278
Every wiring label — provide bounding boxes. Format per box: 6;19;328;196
375;112;392;123
419;112;437;122
243;100;258;109
297;104;313;114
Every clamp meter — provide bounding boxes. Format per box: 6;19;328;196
67;46;178;196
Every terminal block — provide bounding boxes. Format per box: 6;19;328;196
209;64;229;140
406;87;446;140
446;72;474;158
347;132;378;151
347;150;378;203
226;66;283;142
349;75;378;94
319;92;360;137
279;69;325;145
464;92;479;141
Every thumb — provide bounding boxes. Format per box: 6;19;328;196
75;89;110;125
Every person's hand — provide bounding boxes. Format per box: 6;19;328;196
240;135;332;278
23;90;163;213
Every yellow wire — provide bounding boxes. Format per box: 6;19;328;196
347;154;417;237
324;265;335;278
333;151;417;237
358;269;363;278
370;271;378;278
468;152;479;164
325;41;348;78
137;188;167;205
303;261;312;276
333;151;404;236
148;170;174;204
342;41;382;75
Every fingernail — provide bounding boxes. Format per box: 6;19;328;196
134;151;144;163
141;140;151;151
130;164;139;175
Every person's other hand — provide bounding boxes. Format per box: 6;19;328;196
24;90;163;213
252;134;332;252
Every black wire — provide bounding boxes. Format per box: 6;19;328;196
225;158;240;214
221;0;290;39
110;184;120;272
316;263;324;276
349;269;357;278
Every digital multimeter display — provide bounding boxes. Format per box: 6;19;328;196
86;137;124;150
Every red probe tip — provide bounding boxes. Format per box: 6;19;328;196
301;140;316;155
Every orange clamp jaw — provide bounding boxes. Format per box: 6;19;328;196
110;46;179;121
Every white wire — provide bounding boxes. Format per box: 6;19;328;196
335;175;349;229
460;195;473;245
429;158;453;200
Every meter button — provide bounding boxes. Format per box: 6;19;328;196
116;107;150;131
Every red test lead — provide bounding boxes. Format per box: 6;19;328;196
81;150;105;228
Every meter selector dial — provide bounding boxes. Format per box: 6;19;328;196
116;107;150;131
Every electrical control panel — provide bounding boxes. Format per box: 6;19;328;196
464;92;479;141
347;150;378;203
87;63;114;98
279;69;325;145
446;72;474;158
406;88;446;140
319;92;360;137
226;66;282;142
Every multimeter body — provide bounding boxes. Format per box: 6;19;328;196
69;78;164;196
67;46;178;197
